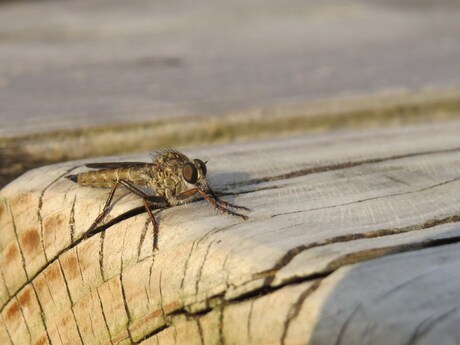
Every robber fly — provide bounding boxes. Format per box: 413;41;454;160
66;149;249;249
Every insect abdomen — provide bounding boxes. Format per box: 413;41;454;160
68;168;149;188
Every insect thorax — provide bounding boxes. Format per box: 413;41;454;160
149;152;190;203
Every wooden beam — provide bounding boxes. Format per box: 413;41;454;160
1;121;460;344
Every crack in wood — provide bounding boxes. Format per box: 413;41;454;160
87;206;149;235
180;221;233;306
270;177;460;218
119;272;134;344
30;281;53;345
0;200;12;300
406;307;458;345
37;196;47;263
358;320;378;345
144;285;152;307
135;278;324;343
118;224;134;344
0;313;14;345
88;309;98;342
218;299;225;345
0;265;11;298
55;323;65;345
197;223;236;248
227;146;460;189
6;200;29;281
57;258;85;345
96;288;114;345
158;270;167;324
384;174;409;186
246;298;255;344
180;305;214;319
195;241;214;300
69;195;76;243
38;168;76;262
280;280;321;345
147;252;156;294
254;213;460;285
377;268;434;302
180;241;197;292
144;277;310;341
75;246;86;288
237;185;281;195
196;318;205;345
172;322;178;344
43;270;58;311
221;250;232;296
133;303;216;342
334;304;363;345
99;232;106;282
296;235;460;296
178;221;239;301
134;325;168;345
15;296;33;343
4;198;55;344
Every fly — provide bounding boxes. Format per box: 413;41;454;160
66;149;249;249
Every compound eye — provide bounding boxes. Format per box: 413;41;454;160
194;159;207;176
182;162;198;184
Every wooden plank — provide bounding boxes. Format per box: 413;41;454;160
2;0;460;137
294;242;460;345
2;88;460;191
1;121;460;344
3;0;460;193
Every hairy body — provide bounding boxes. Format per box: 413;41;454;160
66;149;248;248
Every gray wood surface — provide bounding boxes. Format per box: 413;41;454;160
1;0;460;136
1;120;460;344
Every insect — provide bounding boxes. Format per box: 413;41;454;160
66;149;249;249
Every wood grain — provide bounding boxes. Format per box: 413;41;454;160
2;121;460;344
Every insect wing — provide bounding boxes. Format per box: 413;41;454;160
85;162;149;169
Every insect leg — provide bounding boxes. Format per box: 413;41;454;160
89;181;122;231
118;180;169;207
119;179;168;250
207;186;250;211
142;198;160;250
178;188;248;220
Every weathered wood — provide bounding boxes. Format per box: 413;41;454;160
2;0;460;137
2;121;460;344
3;0;460;189
2;87;460;190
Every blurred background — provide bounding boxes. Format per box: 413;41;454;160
1;0;460;186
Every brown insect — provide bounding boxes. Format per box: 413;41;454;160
66;149;249;249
